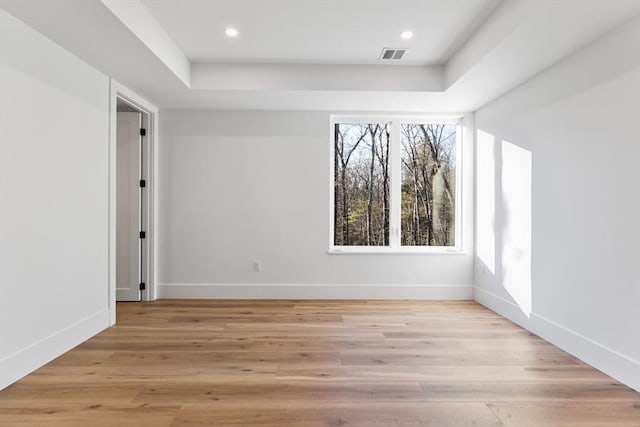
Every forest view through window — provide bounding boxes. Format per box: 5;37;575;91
400;124;456;246
332;118;459;251
334;123;391;246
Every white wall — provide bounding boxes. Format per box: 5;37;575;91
474;15;640;391
0;9;110;389
158;110;474;299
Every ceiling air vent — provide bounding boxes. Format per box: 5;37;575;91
380;48;407;60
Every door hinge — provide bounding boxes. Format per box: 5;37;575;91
139;179;146;188
139;231;146;239
139;282;146;291
140;128;146;136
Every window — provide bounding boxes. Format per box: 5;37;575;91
330;116;461;253
333;123;391;247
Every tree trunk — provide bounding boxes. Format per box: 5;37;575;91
366;126;377;245
413;170;420;245
382;172;389;245
419;168;433;246
432;164;444;245
341;167;349;244
334;125;341;245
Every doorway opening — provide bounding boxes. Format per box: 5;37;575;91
109;81;158;325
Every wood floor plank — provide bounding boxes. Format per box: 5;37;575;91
487;401;640;426
340;350;580;366
1;299;637;426
419;380;640;401
102;349;341;365
18;363;279;384
275;365;614;382
0;404;178;427
131;381;428;405
170;402;503;427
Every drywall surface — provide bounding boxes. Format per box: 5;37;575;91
474;15;640;391
158;110;474;298
0;9;110;389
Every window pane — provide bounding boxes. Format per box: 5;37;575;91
400;124;456;246
334;123;390;246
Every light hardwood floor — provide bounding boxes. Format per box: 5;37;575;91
1;300;639;426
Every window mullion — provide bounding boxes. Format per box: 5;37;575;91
389;120;402;248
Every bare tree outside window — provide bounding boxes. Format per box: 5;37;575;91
334;123;390;246
400;124;456;246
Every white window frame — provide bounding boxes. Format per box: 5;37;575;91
329;115;464;255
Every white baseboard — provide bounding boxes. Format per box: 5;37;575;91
158;283;474;300
0;308;110;391
474;286;640;393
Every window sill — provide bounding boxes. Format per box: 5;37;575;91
327;248;465;255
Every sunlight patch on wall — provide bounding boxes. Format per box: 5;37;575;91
476;130;496;274
501;140;532;317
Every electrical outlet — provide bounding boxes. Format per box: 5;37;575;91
253;260;262;272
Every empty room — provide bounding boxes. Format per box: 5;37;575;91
1;0;639;426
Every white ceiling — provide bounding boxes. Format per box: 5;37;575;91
140;0;499;65
2;0;640;112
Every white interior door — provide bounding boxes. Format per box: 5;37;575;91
116;112;142;301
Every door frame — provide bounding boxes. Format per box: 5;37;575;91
108;79;159;325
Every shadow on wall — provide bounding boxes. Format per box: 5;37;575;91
477;130;532;317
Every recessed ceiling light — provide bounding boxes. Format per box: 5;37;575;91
225;27;238;38
401;30;413;40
